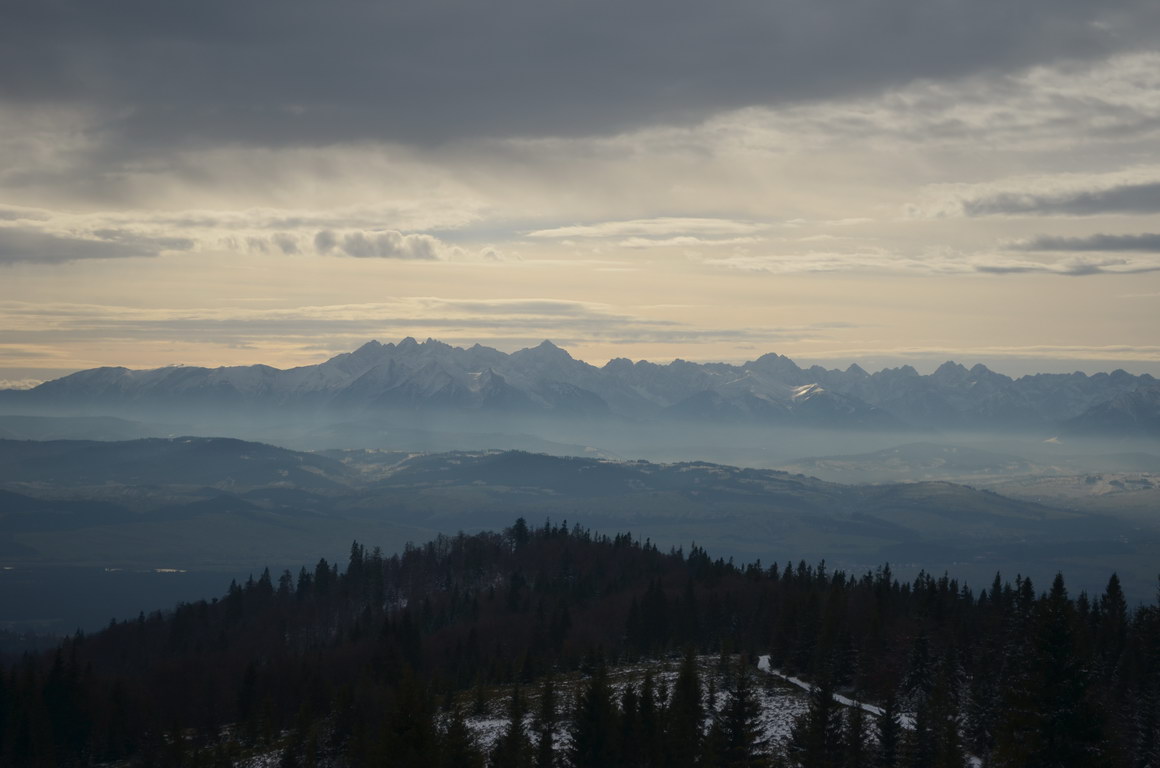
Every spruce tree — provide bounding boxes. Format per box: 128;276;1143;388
840;704;868;768
1032;575;1106;767
619;683;643;768
533;677;557;768
666;649;705;768
993;574;1105;767
442;706;485;768
787;669;842;768
639;669;664;768
876;692;902;768
570;664;618;768
491;685;532;768
383;668;440;768
928;658;965;768
902;697;934;768
703;714;727;768
721;657;766;767
1098;573;1129;678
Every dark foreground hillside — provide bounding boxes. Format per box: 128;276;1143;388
2;520;1157;767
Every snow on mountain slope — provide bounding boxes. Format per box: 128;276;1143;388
3;338;1155;433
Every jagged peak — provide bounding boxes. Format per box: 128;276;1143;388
934;361;968;376
751;352;802;373
319;340;385;369
968;363;1010;382
845;363;868;377
514;340;574;361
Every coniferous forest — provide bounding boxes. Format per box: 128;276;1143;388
2;518;1158;767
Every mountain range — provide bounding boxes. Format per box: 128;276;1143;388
2;337;1158;436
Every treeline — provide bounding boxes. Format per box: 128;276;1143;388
0;517;1157;766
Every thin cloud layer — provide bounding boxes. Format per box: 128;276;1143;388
974;257;1160;276
1016;233;1160;252
0;299;850;356
527;218;764;239
702;248;1160;277
0;227;193;265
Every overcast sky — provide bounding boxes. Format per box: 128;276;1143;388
3;0;1160;386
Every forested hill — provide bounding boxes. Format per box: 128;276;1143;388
3;520;1158;767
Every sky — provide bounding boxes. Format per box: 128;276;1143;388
2;0;1160;387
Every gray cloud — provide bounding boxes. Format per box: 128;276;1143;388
0;227;194;265
312;230;444;260
313;230;337;254
1015;233;1160;252
963;182;1160;217
0;0;1154;157
270;233;300;255
975;257;1160;276
0;205;51;222
337;231;440;260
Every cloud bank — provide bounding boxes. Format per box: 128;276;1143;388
0;227;193;265
3;0;1154;153
313;230;445;260
963;182;1160;217
1016;233;1160;252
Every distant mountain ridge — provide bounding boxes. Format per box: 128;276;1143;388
1;338;1156;435
2;438;1156;606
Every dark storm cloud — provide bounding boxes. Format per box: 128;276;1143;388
1017;233;1160;252
0;227;193;265
964;182;1160;217
1;0;1155;152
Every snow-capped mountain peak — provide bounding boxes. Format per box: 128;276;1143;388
3;339;1154;435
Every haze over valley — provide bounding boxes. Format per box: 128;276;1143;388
3;0;1160;763
2;339;1158;634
